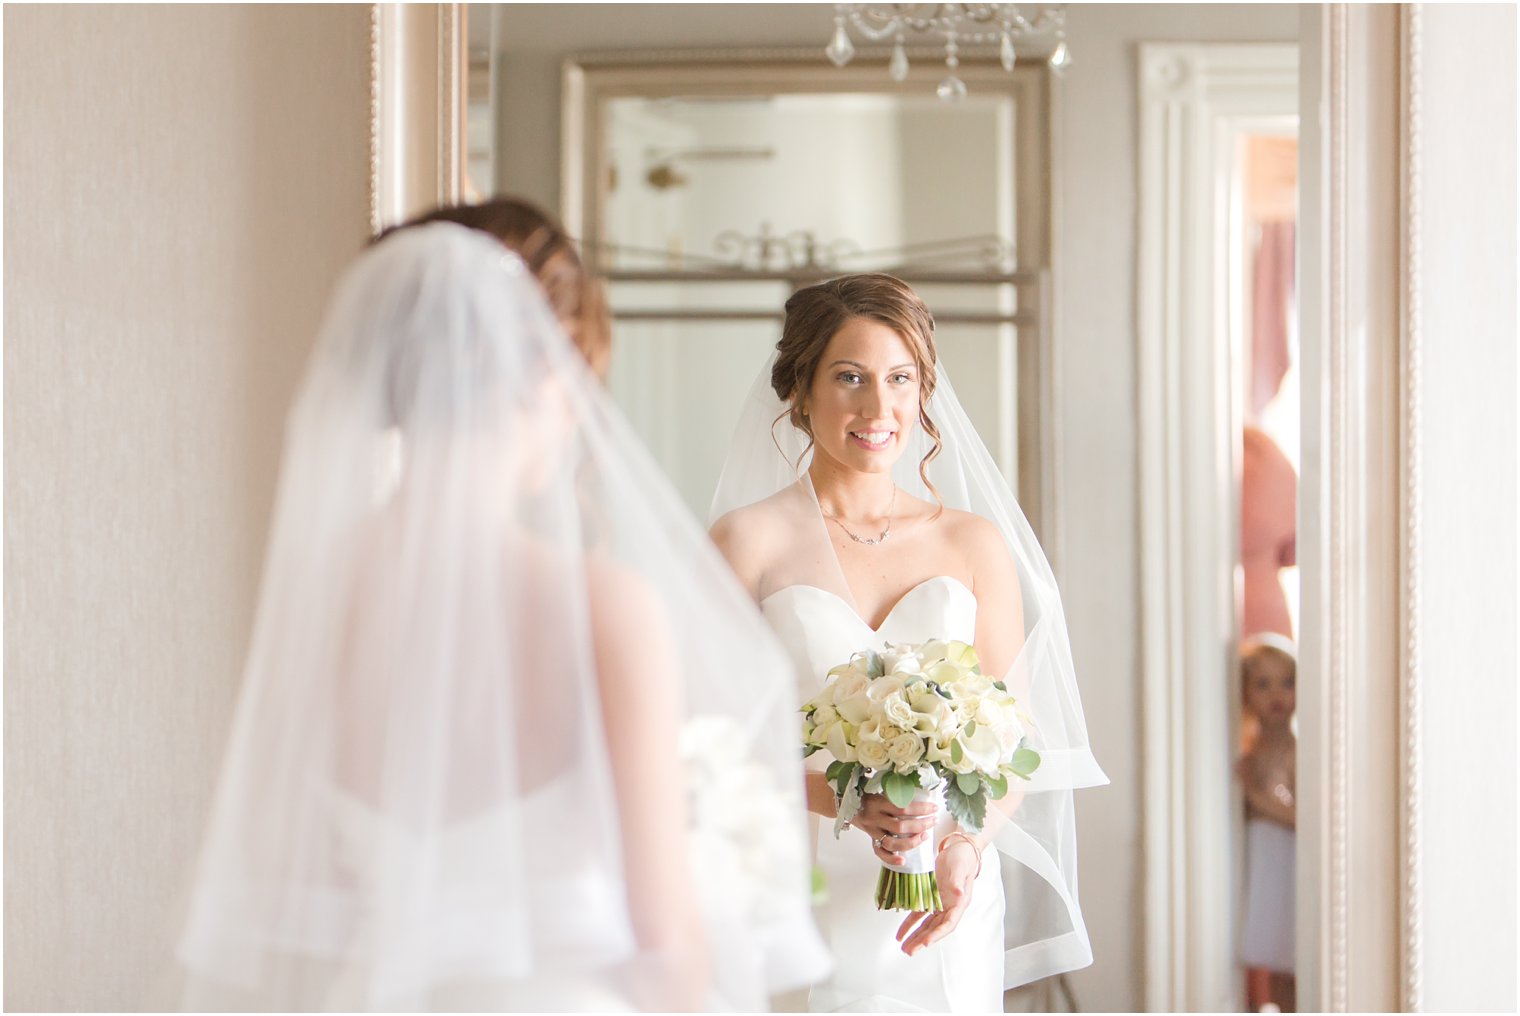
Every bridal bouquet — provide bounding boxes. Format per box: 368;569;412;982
681;715;809;921
801;640;1040;912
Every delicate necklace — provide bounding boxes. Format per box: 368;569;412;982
822;487;897;546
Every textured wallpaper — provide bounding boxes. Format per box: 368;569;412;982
3;5;371;1009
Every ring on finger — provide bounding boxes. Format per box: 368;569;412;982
874;834;889;849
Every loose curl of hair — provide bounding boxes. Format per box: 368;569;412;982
771;274;944;507
377;197;611;379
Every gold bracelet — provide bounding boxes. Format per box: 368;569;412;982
936;832;983;878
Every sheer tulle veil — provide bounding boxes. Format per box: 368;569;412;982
711;350;1108;988
175;224;828;1010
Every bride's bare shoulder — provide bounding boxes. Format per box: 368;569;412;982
708;486;803;589
928;505;1013;568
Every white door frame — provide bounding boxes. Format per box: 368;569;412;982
1136;41;1299;1014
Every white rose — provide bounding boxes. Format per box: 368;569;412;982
830;668;869;702
857;737;891;769
882;691;916;730
866;674;907;705
836;689;873;725
887;732;926;769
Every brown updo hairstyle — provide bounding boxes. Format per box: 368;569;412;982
377;197;611;379
772;274;943;503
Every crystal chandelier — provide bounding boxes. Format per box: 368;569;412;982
825;4;1070;101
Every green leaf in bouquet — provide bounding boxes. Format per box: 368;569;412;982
963;719;977;737
863;650;884;678
1010;746;1042;778
944;780;987;833
956;771;981;796
882;769;920;809
951;739;964;764
803;744;819;758
986;772;1010;799
829;761;860;797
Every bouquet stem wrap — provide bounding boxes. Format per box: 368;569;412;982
874;785;943;913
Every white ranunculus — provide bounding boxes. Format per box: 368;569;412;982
887;732;926;769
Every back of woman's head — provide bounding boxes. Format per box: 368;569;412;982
378;197;611;378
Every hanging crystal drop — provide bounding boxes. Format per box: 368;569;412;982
938;32;966;102
1000;31;1016;71
826;17;856;67
936;75;968;102
1048;40;1071;73
889;38;910;81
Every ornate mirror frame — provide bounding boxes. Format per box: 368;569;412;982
370;5;1430;1010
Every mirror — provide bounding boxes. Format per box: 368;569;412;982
431;5;1312;1012
562;58;1051;523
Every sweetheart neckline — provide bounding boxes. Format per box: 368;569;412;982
760;574;974;634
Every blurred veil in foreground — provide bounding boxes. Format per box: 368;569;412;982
175;224;829;1010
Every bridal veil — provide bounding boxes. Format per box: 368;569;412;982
176;224;828;1010
712;349;1108;988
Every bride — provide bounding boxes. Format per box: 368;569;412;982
175;223;828;1011
710;274;1106;1012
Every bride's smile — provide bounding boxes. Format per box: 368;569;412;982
804;316;921;474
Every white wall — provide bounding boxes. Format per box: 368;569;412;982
489;5;1300;1011
1412;5;1517;1011
2;6;372;1009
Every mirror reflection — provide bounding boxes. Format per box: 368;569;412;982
461;5;1303;1012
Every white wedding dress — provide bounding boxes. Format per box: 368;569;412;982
763;575;1005;1012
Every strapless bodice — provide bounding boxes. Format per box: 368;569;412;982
758;575;1003;1012
760;575;977;705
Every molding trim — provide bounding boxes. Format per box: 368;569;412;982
1301;6;1405;1009
369;3;466;232
1136;42;1298;1013
1326;9;1351;1007
1397;4;1424;1011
